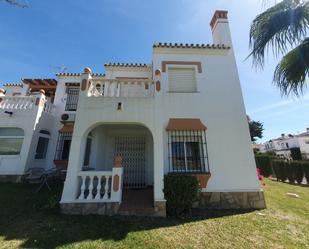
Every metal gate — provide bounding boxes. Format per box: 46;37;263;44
114;136;146;189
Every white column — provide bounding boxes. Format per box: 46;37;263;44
111;167;123;202
153;128;165;201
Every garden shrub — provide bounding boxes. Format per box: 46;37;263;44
302;161;309;183
163;174;199;217
255;155;272;177
291;161;304;184
284;163;295;183
272;160;287;182
290;147;302;160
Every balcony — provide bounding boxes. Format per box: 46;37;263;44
88;79;155;98
0;96;55;114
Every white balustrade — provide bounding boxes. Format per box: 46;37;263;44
43;101;55;114
89;79;155;98
0;96;36;110
77;171;113;202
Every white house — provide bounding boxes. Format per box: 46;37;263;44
0;10;265;216
264;129;309;160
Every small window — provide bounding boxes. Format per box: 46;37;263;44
168;68;197;92
35;137;49;159
65;88;79;111
0;128;24;155
168;130;209;172
55;132;72;160
83;136;92;166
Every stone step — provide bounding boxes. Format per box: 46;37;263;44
118;206;155;216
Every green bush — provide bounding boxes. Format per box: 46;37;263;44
291;161;304;184
255;155;272;177
290;148;302;160
284;163;295;183
163;174;199;217
272;160;288;182
302;161;309;184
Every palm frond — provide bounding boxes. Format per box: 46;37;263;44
249;0;309;67
0;0;28;8
273;37;309;96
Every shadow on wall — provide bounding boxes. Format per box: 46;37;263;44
0;183;254;249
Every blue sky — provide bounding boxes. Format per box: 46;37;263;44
0;0;308;142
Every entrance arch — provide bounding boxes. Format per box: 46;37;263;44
82;123;154;189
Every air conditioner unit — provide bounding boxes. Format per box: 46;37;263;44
61;113;76;122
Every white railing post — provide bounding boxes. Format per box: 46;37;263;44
111;156;124;203
86;175;94;200
95;176;102;200
78;175;86;200
102;176;110;200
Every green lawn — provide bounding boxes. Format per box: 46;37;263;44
0;179;308;249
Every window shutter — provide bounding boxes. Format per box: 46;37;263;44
168;68;197;92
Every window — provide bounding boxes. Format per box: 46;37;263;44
83;136;92;166
35;130;50;159
54;132;72;160
65;88;79;111
168;130;209;172
0;128;24;155
168;68;197;92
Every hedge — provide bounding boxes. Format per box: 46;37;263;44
255;155;273;177
291;161;304;184
272;160;309;184
272;160;287;182
163;174;199;217
303;161;309;183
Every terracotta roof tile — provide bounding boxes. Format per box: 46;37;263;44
153;42;230;49
3;83;23;87
104;63;149;68
57;73;105;77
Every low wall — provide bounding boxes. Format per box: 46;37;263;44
198;191;266;209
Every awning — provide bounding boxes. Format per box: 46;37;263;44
166;118;207;131
59;123;74;133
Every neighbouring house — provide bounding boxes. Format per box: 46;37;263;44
0;10;265;216
264;129;309;160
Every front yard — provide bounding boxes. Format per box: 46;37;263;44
0;179;308;249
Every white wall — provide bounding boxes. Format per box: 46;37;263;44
152;48;261;192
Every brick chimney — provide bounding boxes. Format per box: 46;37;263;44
210;10;232;46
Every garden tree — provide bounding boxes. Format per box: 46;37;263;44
0;0;28;7
249;0;309;96
247;116;264;142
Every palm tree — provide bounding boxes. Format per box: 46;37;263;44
249;0;309;96
0;0;28;7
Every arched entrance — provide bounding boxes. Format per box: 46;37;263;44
82;123;154;190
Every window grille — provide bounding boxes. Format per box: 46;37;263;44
65;88;79;111
168;130;209;173
54;132;72;160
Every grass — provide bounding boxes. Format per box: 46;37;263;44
0;179;308;249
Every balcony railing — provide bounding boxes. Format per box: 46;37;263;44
0;96;36;110
0;96;55;114
77;171;113;201
76;167;123;203
88;79;155;98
